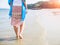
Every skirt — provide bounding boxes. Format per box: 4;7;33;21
11;6;23;27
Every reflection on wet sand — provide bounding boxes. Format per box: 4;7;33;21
0;38;23;45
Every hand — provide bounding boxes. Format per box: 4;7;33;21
9;2;12;6
25;6;28;9
26;10;27;14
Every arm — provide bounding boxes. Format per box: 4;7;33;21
24;2;27;9
23;0;27;9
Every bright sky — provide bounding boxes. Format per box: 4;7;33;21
26;0;49;4
0;0;49;9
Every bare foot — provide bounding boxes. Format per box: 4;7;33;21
19;34;23;39
16;36;19;39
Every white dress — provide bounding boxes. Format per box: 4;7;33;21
11;0;23;27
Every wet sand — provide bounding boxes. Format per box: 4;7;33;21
0;9;48;45
0;9;60;45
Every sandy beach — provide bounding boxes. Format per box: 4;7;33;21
0;9;60;45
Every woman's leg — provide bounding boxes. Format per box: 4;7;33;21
13;26;19;39
20;23;24;33
19;23;24;39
